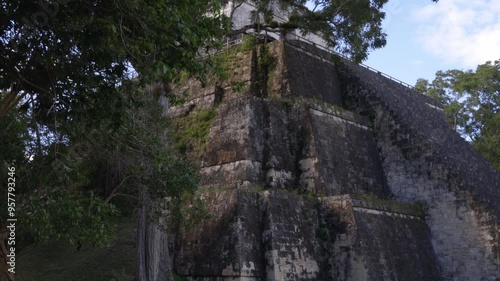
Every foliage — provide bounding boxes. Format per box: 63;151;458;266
241;34;259;51
0;101;30;214
0;97;29;165
259;44;276;70
230;0;389;62
416;60;500;170
176;196;212;230
229;0;439;62
231;81;248;93
0;82;203;259
74;85;202;225
20;190;119;246
0;0;224;253
0;0;227;118
290;0;389;62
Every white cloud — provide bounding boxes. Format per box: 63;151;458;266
413;0;500;68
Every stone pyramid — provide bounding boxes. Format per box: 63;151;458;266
168;40;500;281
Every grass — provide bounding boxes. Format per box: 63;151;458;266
17;218;136;281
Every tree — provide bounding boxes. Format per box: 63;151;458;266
0;0;226;118
416;60;500;170
1;82;202;281
227;0;389;62
227;0;437;62
1;2;224;281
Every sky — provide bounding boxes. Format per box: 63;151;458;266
363;0;500;86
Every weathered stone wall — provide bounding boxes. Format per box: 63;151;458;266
333;47;500;280
282;45;342;105
261;191;322;281
175;190;264;280
308;107;389;197
322;195;442;281
175;189;442;281
169;40;499;281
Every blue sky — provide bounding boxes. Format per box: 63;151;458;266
364;0;500;86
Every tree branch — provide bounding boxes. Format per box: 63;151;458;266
104;175;137;204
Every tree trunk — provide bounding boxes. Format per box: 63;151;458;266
136;186;173;281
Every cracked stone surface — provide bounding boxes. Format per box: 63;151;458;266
170;40;500;281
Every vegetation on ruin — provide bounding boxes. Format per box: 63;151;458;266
251;44;277;97
171;108;218;159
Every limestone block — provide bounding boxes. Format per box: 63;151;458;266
308;108;389;197
175;190;263;278
321;195;441;281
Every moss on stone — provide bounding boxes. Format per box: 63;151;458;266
316;227;328;242
230;81;248;93
250;44;277;98
171;108;217;159
173;273;185;281
249;185;268;193
332;104;348;113
355;194;425;218
241;35;259;51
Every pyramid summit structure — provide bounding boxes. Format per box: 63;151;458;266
222;0;327;44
